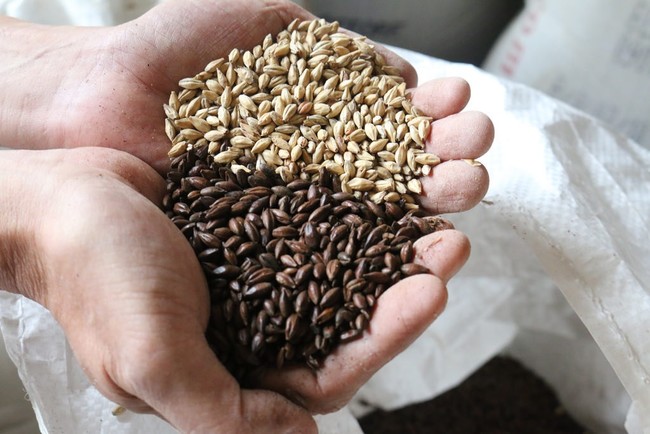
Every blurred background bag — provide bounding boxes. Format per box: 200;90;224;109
482;0;650;150
299;0;523;66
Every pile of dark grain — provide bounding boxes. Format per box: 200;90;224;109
163;145;450;380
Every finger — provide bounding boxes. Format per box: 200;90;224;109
256;230;467;413
242;389;319;434
122;337;316;433
409;79;491;214
413;229;470;283
426;111;494;160
257;273;447;413
94;377;159;417
409;77;471;119
419;159;489;214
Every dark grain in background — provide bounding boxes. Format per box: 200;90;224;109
358;356;590;434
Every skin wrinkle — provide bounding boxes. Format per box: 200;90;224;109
126;17;186;87
0;18;60;72
50;31;109;150
0;154;47;303
101;364;153;415
307;372;349;414
68;34;171;167
39;161;188;319
109;34;160;93
414;237;444;272
0;21;38;146
128;21;179;87
49;34;107;151
0;231;44;302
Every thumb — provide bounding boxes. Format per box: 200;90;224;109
131;338;317;433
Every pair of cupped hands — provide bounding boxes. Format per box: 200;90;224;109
0;0;492;432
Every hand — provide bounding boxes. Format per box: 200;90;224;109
1;0;316;173
0;0;492;431
0;147;317;433
1;0;435;175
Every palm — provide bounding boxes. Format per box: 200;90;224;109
36;148;315;432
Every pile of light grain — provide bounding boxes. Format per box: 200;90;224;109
164;18;440;210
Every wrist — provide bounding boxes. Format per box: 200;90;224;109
0;149;49;302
